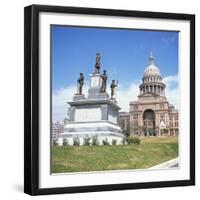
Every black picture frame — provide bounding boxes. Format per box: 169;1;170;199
24;4;195;196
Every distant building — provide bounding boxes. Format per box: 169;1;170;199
63;117;69;126
51;123;59;142
51;121;65;143
119;53;179;136
118;112;130;133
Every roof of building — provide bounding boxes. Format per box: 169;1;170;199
143;52;161;77
119;111;130;117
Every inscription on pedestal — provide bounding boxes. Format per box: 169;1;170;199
90;75;102;88
75;107;101;122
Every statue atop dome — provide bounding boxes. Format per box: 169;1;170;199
143;52;160;77
149;51;155;65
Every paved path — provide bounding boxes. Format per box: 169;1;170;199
171;163;179;168
149;158;179;169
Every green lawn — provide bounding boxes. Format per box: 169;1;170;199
51;136;178;173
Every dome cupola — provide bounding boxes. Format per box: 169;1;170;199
143;52;161;77
139;52;166;96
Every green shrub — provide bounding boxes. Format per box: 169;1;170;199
126;137;140;145
63;138;69;146
73;137;80;146
91;135;99;145
111;139;117;145
83;137;91;146
132;137;140;145
121;137;126;145
122;126;130;137
102;138;110;145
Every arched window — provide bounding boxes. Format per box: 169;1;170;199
143;109;156;136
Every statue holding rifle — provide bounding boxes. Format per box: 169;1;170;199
94;53;101;74
110;80;118;99
77;73;84;95
101;70;108;92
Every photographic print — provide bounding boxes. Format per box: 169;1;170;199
51;26;179;173
24;5;195;195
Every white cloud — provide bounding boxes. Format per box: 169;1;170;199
52;86;74;123
163;75;178;87
52;82;89;122
52;75;179;121
117;81;140;112
163;75;179;109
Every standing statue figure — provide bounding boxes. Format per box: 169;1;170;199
94;53;100;74
101;70;108;92
110;80;118;99
77;73;84;95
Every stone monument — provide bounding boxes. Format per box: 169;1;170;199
58;53;124;145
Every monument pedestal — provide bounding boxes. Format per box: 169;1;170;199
59;70;124;145
60;98;124;145
73;94;86;101
88;73;110;100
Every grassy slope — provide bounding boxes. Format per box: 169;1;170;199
51;137;178;173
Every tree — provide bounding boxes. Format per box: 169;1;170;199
122;124;130;137
125;125;130;137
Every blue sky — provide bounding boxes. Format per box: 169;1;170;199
51;25;179;122
52;26;178;91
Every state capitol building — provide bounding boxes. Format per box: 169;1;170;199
119;53;179;137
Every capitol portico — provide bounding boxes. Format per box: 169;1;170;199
119;53;179;137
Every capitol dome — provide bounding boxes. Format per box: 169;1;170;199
143;53;160;77
139;52;166;96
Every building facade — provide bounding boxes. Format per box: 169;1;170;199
119;53;179;137
51;121;65;143
118;112;130;135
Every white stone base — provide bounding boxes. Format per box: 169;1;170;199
57;135;124;146
57;121;124;146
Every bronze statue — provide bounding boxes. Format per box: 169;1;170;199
101;70;108;92
110;80;118;99
77;73;84;95
95;53;100;74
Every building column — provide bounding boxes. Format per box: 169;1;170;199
124;119;127;130
156;85;159;94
